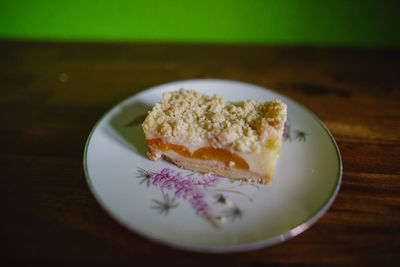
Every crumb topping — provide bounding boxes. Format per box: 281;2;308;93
142;89;287;152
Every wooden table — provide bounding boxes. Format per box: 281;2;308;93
1;41;399;266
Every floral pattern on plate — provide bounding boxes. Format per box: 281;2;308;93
136;167;261;228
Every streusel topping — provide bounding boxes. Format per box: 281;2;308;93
142;89;287;152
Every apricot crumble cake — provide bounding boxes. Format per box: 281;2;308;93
142;89;287;184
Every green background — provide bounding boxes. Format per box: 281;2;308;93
1;0;399;47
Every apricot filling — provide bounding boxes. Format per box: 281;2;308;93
147;138;249;170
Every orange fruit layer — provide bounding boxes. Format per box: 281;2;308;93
147;138;249;170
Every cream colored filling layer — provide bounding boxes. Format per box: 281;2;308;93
146;137;281;181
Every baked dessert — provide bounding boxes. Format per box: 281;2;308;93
142;89;287;184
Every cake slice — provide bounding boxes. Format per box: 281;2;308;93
142;89;287;184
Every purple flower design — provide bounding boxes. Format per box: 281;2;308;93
138;168;221;227
283;121;291;141
283;121;308;142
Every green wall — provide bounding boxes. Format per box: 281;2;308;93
0;0;399;47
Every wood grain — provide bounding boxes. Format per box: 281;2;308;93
1;41;399;266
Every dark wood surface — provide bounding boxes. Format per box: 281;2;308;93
1;41;399;266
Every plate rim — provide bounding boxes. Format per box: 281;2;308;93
83;78;343;253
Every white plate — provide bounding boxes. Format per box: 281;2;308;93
84;79;342;253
